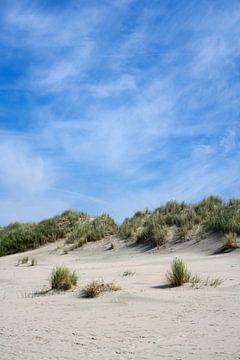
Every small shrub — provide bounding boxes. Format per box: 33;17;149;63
50;266;78;290
81;280;121;298
122;270;135;276
166;257;191;287
224;233;237;248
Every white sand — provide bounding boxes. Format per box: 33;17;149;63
0;238;239;360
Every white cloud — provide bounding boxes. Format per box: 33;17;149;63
0;1;240;224
0;137;54;194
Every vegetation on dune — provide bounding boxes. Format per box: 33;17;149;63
0;210;87;256
81;280;121;298
50;265;78;291
208;203;240;234
165;257;223;288
119;195;240;247
0;210;117;256
66;213;118;248
223;232;237;249
0;195;239;257
166;257;192;287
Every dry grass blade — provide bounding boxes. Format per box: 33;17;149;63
81;280;121;298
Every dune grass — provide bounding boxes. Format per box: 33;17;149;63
81;280;121;298
166;257;223;288
50;266;78;291
166;257;192;287
0;210;87;257
122;270;135;276
223;232;238;248
66;214;118;249
1;195;240;257
119;195;240;247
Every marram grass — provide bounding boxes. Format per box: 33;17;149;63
166;257;191;287
50;265;78;291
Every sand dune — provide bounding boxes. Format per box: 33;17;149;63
0;237;239;359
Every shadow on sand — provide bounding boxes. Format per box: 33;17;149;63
151;284;171;289
126;240;155;252
211;245;238;255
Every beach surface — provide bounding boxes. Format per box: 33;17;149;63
0;238;239;360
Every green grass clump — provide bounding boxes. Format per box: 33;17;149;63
50;266;78;290
81;280;121;298
166;258;223;288
166;257;191;287
223;232;237;248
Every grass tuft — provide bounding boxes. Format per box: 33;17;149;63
122;270;135;276
50;266;78;291
81;280;121;298
223;232;237;248
166;257;191;287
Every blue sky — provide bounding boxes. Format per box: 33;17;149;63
0;0;240;224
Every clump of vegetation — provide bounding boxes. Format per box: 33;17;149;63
50;266;78;291
208;203;240;234
153;226;168;247
223;232;238;248
122;270;135;276
66;214;118;249
166;257;192;287
0;210;87;257
81;280;121;298
166;257;223;288
2;195;240;257
17;256;29;265
119;195;240;248
178;225;190;240
120;209;151;239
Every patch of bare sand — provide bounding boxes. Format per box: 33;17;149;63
0;238;240;359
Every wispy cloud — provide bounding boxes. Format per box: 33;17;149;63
0;0;239;223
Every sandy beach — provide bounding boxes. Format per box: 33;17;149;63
0;238;239;360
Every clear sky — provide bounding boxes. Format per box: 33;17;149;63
0;0;239;224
